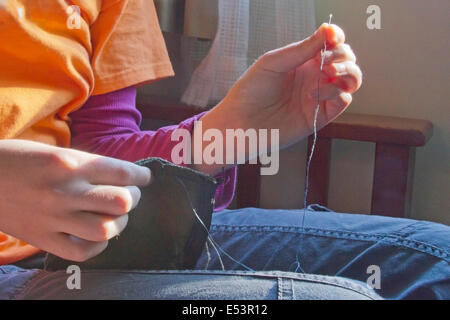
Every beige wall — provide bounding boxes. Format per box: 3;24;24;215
261;0;449;224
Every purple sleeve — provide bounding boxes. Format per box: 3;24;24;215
69;86;236;211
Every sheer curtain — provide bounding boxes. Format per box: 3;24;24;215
180;0;316;108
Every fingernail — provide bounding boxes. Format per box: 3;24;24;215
334;64;346;75
323;51;333;63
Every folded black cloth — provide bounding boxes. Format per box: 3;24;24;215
45;158;218;271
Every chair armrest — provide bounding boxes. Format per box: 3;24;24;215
318;113;433;146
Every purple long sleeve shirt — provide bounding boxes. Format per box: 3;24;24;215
69;86;236;211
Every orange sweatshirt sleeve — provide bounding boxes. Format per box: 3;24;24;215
0;0;174;265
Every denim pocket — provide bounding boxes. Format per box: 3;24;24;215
45;158;218;271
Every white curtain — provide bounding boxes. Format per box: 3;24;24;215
181;0;316;108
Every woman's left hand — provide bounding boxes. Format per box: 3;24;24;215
196;23;362;174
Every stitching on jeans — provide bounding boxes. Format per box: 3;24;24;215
44;269;379;299
390;221;422;237
280;277;292;300
386;239;449;261
291;279;296;300
277;277;283;300
291;279;295;300
209;225;449;262
212;224;386;239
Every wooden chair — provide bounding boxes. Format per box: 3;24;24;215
137;95;433;218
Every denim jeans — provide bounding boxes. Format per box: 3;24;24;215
1;207;448;300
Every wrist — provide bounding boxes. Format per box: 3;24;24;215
189;101;243;175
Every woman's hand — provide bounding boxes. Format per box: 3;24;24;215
0;139;151;261
197;24;362;174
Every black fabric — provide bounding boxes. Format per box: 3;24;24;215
45;158;218;271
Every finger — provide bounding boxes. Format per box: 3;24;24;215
326;92;353;118
48;232;108;262
78;156;152;187
322;62;363;93
327;23;346;48
59;212;128;242
257;23;345;73
321;43;356;64
75;184;142;216
310;83;345;102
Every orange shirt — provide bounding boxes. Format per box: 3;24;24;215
0;0;174;265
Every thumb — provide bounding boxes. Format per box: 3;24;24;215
257;23;345;73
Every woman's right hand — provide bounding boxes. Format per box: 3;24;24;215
0;139;151;262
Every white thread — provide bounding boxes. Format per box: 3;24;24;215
295;14;333;274
174;176;254;272
206;232;225;271
204;241;211;270
303;13;332;214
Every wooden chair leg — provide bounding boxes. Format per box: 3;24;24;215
371;143;416;217
236;162;261;208
306;136;332;206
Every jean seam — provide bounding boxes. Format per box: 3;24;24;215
279;277;293;300
379;237;448;261
28;269;379;299
277;277;283;300
291;279;295;300
210;225;449;262
390;221;422;237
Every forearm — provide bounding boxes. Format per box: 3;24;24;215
70;87;194;162
72;114;205;163
69;86;236;210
